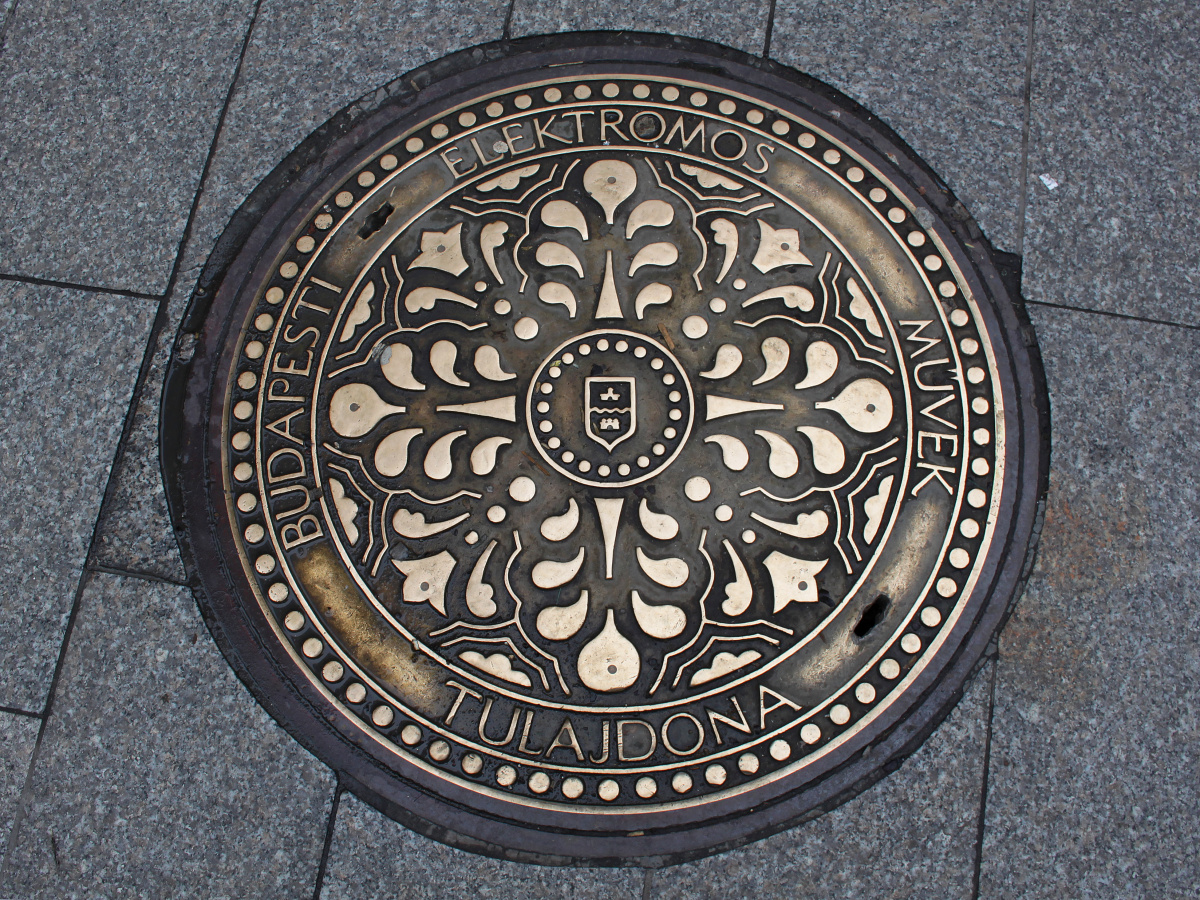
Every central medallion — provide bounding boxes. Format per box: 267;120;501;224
529;330;693;487
166;34;1047;865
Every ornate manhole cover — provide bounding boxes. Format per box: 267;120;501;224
165;34;1047;864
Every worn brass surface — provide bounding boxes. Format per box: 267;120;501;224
174;40;1044;861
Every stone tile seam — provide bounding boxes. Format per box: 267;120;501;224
312;781;343;900
969;657;1000;900
0;272;162;303
0;0;20;57
89;563;188;590
762;0;778;58
1016;0;1038;258
85;299;173;576
502;0;516;41
1;570;93;875
154;0;266;307
3;249;177;869
0;0;261;304
1026;298;1200;333
88;0;267;579
0;704;42;721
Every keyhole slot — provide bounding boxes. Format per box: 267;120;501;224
854;595;890;638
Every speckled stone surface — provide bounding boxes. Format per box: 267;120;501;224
1022;0;1200;323
1;573;335;897
510;0;773;56
652;662;992;898
0;284;155;712
90;0;508;583
6;1;1200;893
770;0;1030;252
90;323;188;584
980;307;1200;899
0;711;39;842
0;0;257;294
321;792;645;900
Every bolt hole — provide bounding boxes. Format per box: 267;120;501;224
607;176;616;184
633;117;659;139
420;582;430;592
607;665;617;674
854;595;890;638
349;403;360;412
357;202;395;239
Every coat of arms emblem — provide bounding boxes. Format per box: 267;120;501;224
584;376;636;451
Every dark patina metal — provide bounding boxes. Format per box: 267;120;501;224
163;33;1049;865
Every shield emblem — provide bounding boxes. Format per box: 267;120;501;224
584;377;636;451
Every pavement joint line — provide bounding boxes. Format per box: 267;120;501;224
0;704;42;721
88;563;188;589
502;0;515;41
1;569;94;876
85;298;172;573
157;0;265;306
86;0;265;579
311;781;343;900
1026;298;1200;333
0;284;177;872
969;657;1000;900
641;867;653;900
1016;0;1038;258
0;271;162;302
762;0;778;58
0;0;21;57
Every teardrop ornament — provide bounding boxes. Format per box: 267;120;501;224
536;590;589;641
583;160;637;224
794;340;838;390
374;427;422;477
423;429;466;479
631;590;686;639
577;610;640;692
380;342;426;391
700;344;743;379
814;378;893;433
625;199;674;238
531;547;586;589
329;384;406;438
755;430;801;478
637;498;679;540
541;200;588;239
540;498;581;541
796;426;846;474
753;336;790;385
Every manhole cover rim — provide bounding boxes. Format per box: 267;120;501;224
163;31;1049;866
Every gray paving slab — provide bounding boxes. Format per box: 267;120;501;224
0;0;257;294
0;283;155;712
1;573;335;898
650;661;992;898
510;0;772;56
320;791;644;900
91;0;508;583
1023;0;1200;323
0;711;39;844
90;327;189;584
980;306;1200;899
770;0;1030;252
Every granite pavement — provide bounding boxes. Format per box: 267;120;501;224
2;1;1197;897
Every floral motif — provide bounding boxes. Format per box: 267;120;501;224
316;154;906;702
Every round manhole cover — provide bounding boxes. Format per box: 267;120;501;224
165;34;1048;865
